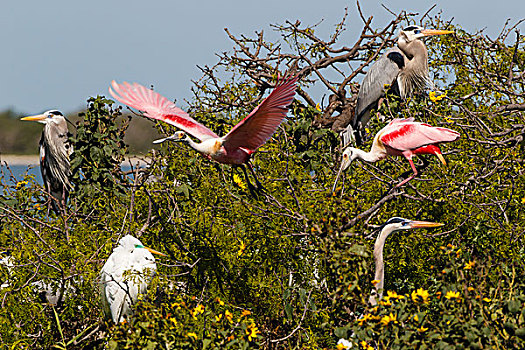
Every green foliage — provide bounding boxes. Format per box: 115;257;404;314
70;96;129;212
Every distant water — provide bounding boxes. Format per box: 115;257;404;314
0;164;134;185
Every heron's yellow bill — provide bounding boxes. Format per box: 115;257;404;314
21;114;47;121
409;221;444;229
145;246;167;257
422;29;454;36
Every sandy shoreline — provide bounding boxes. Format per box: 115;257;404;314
0;155;150;166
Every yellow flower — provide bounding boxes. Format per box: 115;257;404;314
444;116;454;124
216;297;225;306
16;181;28;189
357;313;371;326
411;288;430;304
315;103;322;112
246;323;260;341
380;313;398;327
360;340;374;350
215;314;223;322
413;314;419;322
186;332;197;340
233;174;247;190
445;291;461;300
417;326;429;332
521;197;525;204
336;343;347;350
467;287;475;292
225;310;233;323
482;297;492;303
238;241;246;256
227;335;235;341
241;310;251;317
464;261;475;270
169;317;177;324
379;299;392;306
191;304;205;318
429;90;447;102
386;290;405;300
371;279;380;287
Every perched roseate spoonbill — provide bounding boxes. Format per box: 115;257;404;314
369;217;443;305
333;117;460;190
343;26;454;145
20;110;72;214
109;76;298;192
100;235;166;324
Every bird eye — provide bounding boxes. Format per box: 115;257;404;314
343;154;348;159
414;30;421;34
402;221;409;226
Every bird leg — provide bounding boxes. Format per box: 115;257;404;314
246;162;265;192
396;156;418;188
240;165;259;197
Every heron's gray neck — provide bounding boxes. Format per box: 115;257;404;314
369;228;391;305
397;40;431;98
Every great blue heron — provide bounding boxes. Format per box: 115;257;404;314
100;235;165;324
332;117;460;190
21;110;72;214
345;26;453;146
369;217;443;305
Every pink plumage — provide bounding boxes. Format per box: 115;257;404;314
334;117;460;189
109;80;218;141
109;76;298;169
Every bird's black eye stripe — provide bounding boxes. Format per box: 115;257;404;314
403;26;419;32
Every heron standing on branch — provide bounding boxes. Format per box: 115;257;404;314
369;217;443;305
333;117;460;190
21;110;72;214
100;235;166;324
109;76;298;193
345;26;454;145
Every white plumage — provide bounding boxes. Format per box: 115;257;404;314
100;235;163;323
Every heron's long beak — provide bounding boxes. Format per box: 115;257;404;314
408;221;444;229
421;29;454;36
332;157;353;193
21;114;47;122
145;246;167;257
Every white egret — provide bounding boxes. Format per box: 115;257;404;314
100;235;165;323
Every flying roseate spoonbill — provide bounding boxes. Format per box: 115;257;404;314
369;217;444;305
343;26;454;145
109;76;298;191
21;110;72;214
100;235;166;324
333;117;460;190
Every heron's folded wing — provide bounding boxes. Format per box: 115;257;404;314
354;48;403;123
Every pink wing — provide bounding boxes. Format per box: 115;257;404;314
223;75;299;152
109;80;218;141
381;122;460;151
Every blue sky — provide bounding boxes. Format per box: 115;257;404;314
1;0;523;114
